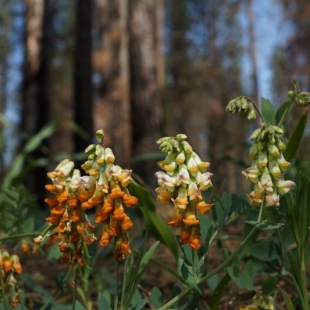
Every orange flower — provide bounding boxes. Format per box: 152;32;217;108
44;197;59;208
57;190;69;203
46;215;61;225
87;186;104;206
121;214;134;231
71;209;81;223
108;218;120;236
188;227;200;250
118;235;131;255
81;201;94;210
166;210;183;227
109;187;125;200
196;201;214;215
45;184;58;194
50;205;65;216
113;202;125;220
180;225;191;245
122;194;138;207
3;257;13;273
11;256;22;275
99;225;111;246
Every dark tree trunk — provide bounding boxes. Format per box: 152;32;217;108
129;0;163;186
74;0;93;153
21;0;55;202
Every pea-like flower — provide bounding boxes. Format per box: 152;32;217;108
35;129;138;263
155;135;213;250
242;123;295;207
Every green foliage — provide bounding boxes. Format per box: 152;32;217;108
261;97;276;125
128;183;179;261
2;121;58;188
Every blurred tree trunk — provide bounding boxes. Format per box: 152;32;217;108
22;0;55;201
93;0;131;167
74;0;93;153
0;0;10;180
246;0;259;106
129;0;164;186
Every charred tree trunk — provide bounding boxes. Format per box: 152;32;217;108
93;0;131;167
74;0;93;153
22;0;55;201
129;0;163;186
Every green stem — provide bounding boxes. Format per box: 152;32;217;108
158;199;266;310
0;232;40;242
40;265;72;310
0;269;8;310
114;261;119;310
241;96;265;122
191;248;196;278
72;269;77;310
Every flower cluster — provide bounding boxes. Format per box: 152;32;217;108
35;159;97;266
81;130;138;261
155;134;213;250
0;250;22;307
35;130;138;262
226;96;256;120
239;293;275;310
242;123;295;207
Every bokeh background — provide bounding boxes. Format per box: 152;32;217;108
1;0;309;202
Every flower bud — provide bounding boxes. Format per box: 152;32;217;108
250;128;261;141
275;137;286;151
277;154;291;171
249;142;259;160
268;159;282;179
257;151;268;169
95;129;104;143
85;144;96;153
187;156;198;176
176;134;187;141
271;125;284;135
181;141;193;154
268;143;280;158
176;151;186;164
104;147;115;163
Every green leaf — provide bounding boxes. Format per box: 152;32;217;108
98;292;112;310
48;241;62;261
209;273;230;310
74;301;86;310
245;220;282;231
150;287;163;308
277;286;295;310
276;101;293;125
262;276;277;296
264;208;283;224
23;121;58;153
239;260;255;291
251;240;279;261
123;242;159;307
261;97;276;125
284;109;308;161
129;183;178;261
22;218;35;233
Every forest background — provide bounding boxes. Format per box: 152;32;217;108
0;0;310;201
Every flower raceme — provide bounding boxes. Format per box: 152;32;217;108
242;123;295;207
155;134;214;250
34;130;138;263
0;250;22;307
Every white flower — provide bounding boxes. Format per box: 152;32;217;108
196;171;213;191
277;180;295;195
176;167;190;187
